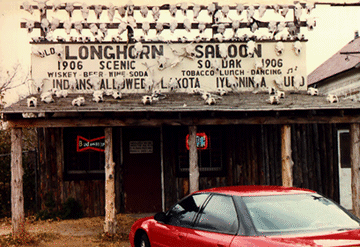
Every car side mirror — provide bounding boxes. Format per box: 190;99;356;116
154;212;167;223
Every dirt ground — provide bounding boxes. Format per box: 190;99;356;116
0;214;144;246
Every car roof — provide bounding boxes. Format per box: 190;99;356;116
195;185;315;197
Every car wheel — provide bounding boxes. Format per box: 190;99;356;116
140;233;150;247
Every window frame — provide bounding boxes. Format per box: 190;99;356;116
163;193;252;236
337;129;351;169
165;193;210;228
193;193;240;235
176;126;226;177
63;127;106;181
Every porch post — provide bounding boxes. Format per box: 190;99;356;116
189;125;199;193
350;124;360;217
281;125;293;187
11;128;24;236
104;127;117;234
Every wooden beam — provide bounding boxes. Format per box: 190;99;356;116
188;126;199;193
6;115;360;128
104;127;117;234
350;124;360;218
281;125;293;187
11;128;25;236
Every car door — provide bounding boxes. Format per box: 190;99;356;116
150;193;209;247
185;194;238;247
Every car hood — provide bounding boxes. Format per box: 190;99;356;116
267;229;360;246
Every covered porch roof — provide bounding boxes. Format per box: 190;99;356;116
3;92;360;127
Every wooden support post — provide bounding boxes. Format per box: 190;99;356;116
281;125;293;187
350;124;360;218
11;128;24;236
189;126;199;193
104;127;117;234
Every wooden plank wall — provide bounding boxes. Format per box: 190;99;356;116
37;124;340;216
38;128;105;217
291;124;339;202
162;126;178;210
233;124;339;201
232;125;283;186
164;124;340;210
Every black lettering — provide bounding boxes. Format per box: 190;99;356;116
134;78;140;89
236;60;241;68
99;61;105;69
117;45;127;59
239;45;247;58
90;46;102;59
104;46;115;59
86;79;92;89
113;61;119;69
195;45;204;58
125;78;133;89
100;79;106;89
140;45;150;59
228;44;237;58
194;78;200;88
65;46;77;60
79;46;88;59
205;45;215;58
254;44;262;58
128;45;136;59
152;45;163;58
79;79;87;89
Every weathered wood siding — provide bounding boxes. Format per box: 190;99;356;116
315;69;360;97
38;128;106;217
232;125;283;186
164;124;340;210
38;124;340;215
233;124;339;201
62;180;105;216
291;124;339;202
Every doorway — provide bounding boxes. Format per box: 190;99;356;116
122;127;162;213
337;129;352;210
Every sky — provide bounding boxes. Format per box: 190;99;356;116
0;0;359;104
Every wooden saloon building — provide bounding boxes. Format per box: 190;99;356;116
3;0;360;234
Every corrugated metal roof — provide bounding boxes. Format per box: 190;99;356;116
308;37;360;85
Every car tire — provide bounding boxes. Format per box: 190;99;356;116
139;233;150;247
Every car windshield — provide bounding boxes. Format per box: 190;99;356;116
241;193;360;236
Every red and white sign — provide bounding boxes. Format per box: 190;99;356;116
77;135;105;152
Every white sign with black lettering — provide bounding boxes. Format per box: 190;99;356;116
129;141;153;154
31;41;307;93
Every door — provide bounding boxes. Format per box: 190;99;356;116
150;223;189;247
123;127;162;213
338;130;352;210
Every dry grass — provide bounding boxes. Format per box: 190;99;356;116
0;214;138;246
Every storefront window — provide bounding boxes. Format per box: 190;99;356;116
177;127;225;177
64;127;105;180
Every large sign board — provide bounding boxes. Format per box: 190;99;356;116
31;41;307;93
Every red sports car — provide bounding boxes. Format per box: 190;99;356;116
129;185;360;247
